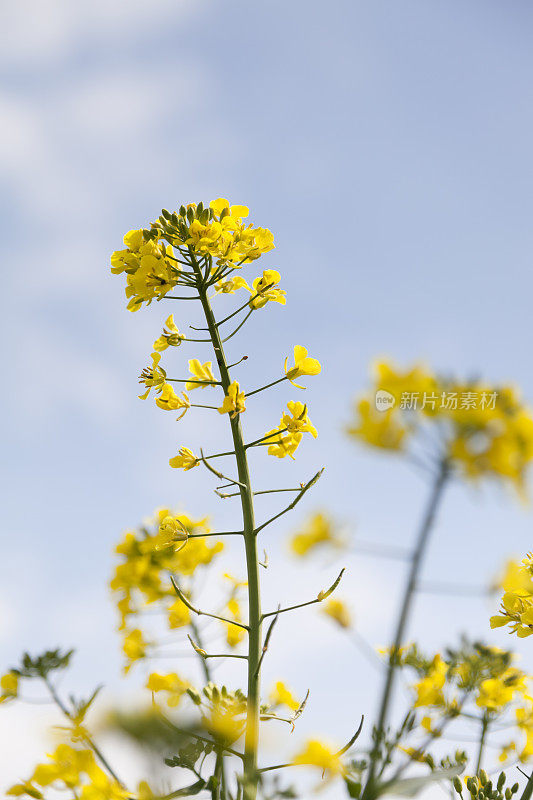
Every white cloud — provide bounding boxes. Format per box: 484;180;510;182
0;0;203;67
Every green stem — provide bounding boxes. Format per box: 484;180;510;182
192;255;261;800
362;460;449;800
213;749;223;800
520;773;533;800
475;715;489;776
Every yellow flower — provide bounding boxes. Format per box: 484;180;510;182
476;669;526;711
491;554;533;636
111;229;178;312
249;270;286;309
155;384;190;419
290;513;343;556
155;514;189;549
413;654;448;707
167;599;191;629
146;672;190;707
138;352;167;400
224;598;246;648
285;345;321;388
153;314;185;351
218;381;246;418
281;401;317;438
264;401;318;460
186;359;216;390
322;598;352;628
269;681;300;711
214;276;250;295
292;739;343;774
122;628;148;671
265;428;302;459
169;447;199;471
0;671;19;703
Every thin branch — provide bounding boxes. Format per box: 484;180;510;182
262;569;345;620
221;310;253;343
199;450;246;488
246;376;287;398
254;609;280;678
213;284;274;329
170;576;249;630
187;634;248;661
163;295;202;300
336;716;364;756
187;531;243;539
245;428;289;449
254;469;325;535
216;487;304;500
167;377;222;386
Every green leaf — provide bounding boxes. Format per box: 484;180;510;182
167;779;206;797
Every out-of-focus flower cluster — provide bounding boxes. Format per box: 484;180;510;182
348;361;533;492
6;743;155;799
390;641;533;764
110;508;223;671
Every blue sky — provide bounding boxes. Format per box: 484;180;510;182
2;0;533;791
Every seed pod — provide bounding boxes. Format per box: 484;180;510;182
453;777;463;794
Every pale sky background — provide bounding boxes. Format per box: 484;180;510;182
2;0;533;795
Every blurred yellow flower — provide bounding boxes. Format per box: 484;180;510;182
292;739;343;774
269;681;300;712
146;672;190;707
323;598;352;628
290;513;343;557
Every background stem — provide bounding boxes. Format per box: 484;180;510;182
363;460;449;799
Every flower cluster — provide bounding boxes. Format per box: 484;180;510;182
392;641;533;764
111;200;275;313
110;508;222;670
6;744;150;799
111;229;178;312
348;361;533;492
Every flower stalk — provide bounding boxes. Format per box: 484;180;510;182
192;254;263;799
